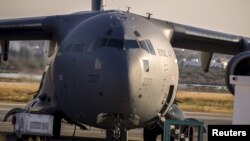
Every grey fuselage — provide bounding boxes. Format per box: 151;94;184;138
38;11;179;129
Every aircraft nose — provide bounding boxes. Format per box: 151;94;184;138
98;49;132;113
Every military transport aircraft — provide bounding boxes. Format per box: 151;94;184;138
2;0;250;140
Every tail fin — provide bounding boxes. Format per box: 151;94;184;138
92;0;103;11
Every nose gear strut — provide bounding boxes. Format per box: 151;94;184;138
106;114;128;141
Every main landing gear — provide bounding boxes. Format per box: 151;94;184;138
143;124;163;141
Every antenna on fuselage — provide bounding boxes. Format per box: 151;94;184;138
92;0;103;11
146;13;153;19
126;7;131;13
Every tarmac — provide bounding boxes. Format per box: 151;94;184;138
0;103;232;141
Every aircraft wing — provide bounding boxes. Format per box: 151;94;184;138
149;18;250;72
150;18;250;55
0;16;54;61
0;17;52;41
0;12;100;61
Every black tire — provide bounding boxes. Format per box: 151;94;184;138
106;129;113;141
43;137;50;141
16;135;29;141
16;137;24;141
120;129;127;141
143;125;163;141
106;129;127;141
52;116;61;139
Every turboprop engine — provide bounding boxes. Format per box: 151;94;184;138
226;51;250;94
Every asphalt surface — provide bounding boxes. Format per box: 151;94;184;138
0;103;232;141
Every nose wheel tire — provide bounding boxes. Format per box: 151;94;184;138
106;128;127;141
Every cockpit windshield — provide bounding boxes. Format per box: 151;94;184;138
89;37;155;55
124;40;139;49
107;39;124;49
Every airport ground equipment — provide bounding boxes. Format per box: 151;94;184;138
230;75;250;124
164;119;204;141
13;113;53;139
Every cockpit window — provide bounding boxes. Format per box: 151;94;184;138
139;40;150;53
88;37;156;54
100;38;108;46
124;40;139;49
88;37;107;51
107;39;124;49
88;38;123;51
92;37;107;47
138;40;156;55
145;40;156;55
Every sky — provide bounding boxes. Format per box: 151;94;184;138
0;0;249;37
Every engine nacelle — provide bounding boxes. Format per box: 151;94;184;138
226;51;250;94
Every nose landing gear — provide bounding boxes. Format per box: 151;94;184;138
106;127;127;141
105;114;128;141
